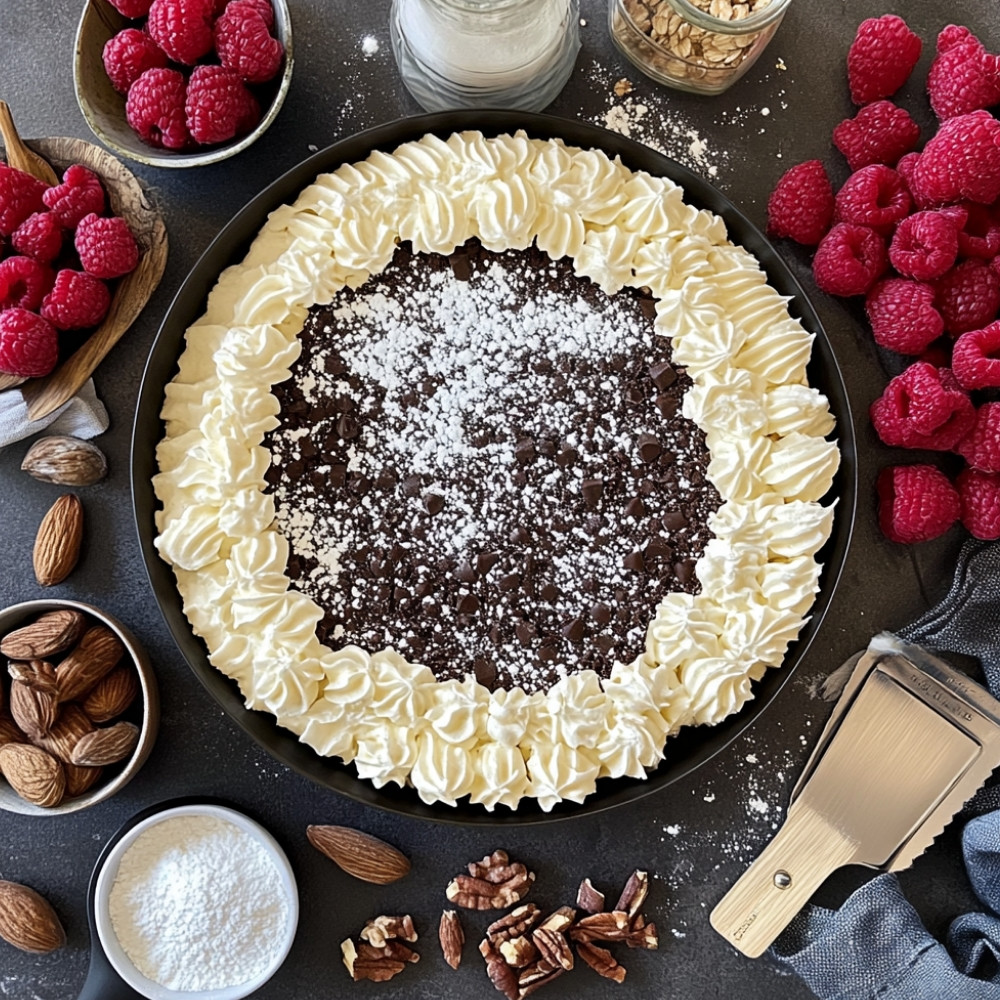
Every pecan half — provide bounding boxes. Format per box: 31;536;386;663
531;926;573;971
359;914;418;948
486;904;542;945
577;940;627;983
439;910;464;970
480;939;518;1000
537;905;576;934
614;869;649;919
569;910;631;944
447;851;535;910
577;877;606;914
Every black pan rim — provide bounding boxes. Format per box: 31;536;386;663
131;109;857;827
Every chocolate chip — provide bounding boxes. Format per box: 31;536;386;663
662;511;688;531
498;573;520;593
509;526;530;545
415;579;434;599
515;438;536;464
637;432;661;463
655;394;678;418
376;469;397;490
537;438;557;457
645;538;674;562
639;478;656;496
555;445;578;467
515;622;536;647
394;586;410;603
450;251;472;281
423;600;440;619
330;463;348;488
623;550;645;572
561;618;585;643
402;474;423;497
474;657;497;688
324;354;347;375
476;551;500;576
423;491;444;515
407;635;426;658
625;497;645;520
457;561;478;584
540;583;559;603
582;478;603;506
336;394;355;413
337;413;359;440
456;594;481;616
538;643;558;663
591;602;612;627
626;384;646;405
649;361;677;389
674;559;695;584
349;473;371;496
594;635;616;654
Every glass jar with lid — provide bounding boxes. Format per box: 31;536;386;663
609;0;792;95
391;0;582;112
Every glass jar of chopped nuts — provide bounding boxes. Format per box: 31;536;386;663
609;0;792;95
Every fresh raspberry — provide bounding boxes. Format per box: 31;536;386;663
832;101;921;171
866;279;945;355
126;68;190;150
106;0;154;15
0;164;49;237
957;202;1000;259
147;0;215;65
952;322;1000;389
812;223;887;297
888;210;962;281
847;15;922;105
0;308;59;378
0;256;54;311
927;25;1000;121
895;152;935;210
42;165;105;229
74;213;139;280
911;111;1000;206
40;270;112;331
11;212;62;263
957;467;1000;539
834;165;911;235
870;362;975;450
877;464;961;544
766;160;834;246
957;402;1000;473
102;28;168;95
218;0;273;27
934;259;1000;336
184;65;260;145
215;0;284;84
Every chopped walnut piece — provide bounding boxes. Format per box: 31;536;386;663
486;903;543;944
615;869;649;918
481;939;519;1000
341;938;407;982
439;910;464;970
577;940;627;983
531;926;574;971
360;913;418;947
569;910;631;943
447;851;535;909
499;935;538;968
577;877;605;914
613;77;634;97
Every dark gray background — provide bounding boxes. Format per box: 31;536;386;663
0;1;994;997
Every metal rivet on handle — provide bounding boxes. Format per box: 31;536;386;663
773;871;792;889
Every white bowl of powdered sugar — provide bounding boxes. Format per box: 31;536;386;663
94;803;298;999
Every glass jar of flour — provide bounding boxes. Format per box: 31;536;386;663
390;0;581;112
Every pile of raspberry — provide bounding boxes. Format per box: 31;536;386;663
102;0;284;151
0;160;139;378
767;16;1000;546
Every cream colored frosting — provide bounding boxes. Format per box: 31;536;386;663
154;131;839;811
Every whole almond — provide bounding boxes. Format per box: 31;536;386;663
8;679;58;741
0;743;65;807
307;825;411;884
64;761;103;798
0;881;66;953
7;658;57;694
56;626;123;704
81;664;138;723
70;721;139;767
1;610;86;660
31;703;93;765
21;435;108;486
33;495;84;587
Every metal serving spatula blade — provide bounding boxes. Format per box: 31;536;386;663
710;633;1000;959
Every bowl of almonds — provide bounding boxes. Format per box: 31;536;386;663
0;599;158;815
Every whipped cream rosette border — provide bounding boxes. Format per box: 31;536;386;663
153;131;839;812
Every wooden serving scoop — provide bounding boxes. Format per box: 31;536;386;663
0;104;168;420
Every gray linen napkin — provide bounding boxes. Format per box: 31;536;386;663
771;539;1000;999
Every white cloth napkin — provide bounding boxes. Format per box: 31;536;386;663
0;379;109;450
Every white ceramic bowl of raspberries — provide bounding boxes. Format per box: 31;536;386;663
74;0;292;168
765;15;1000;548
